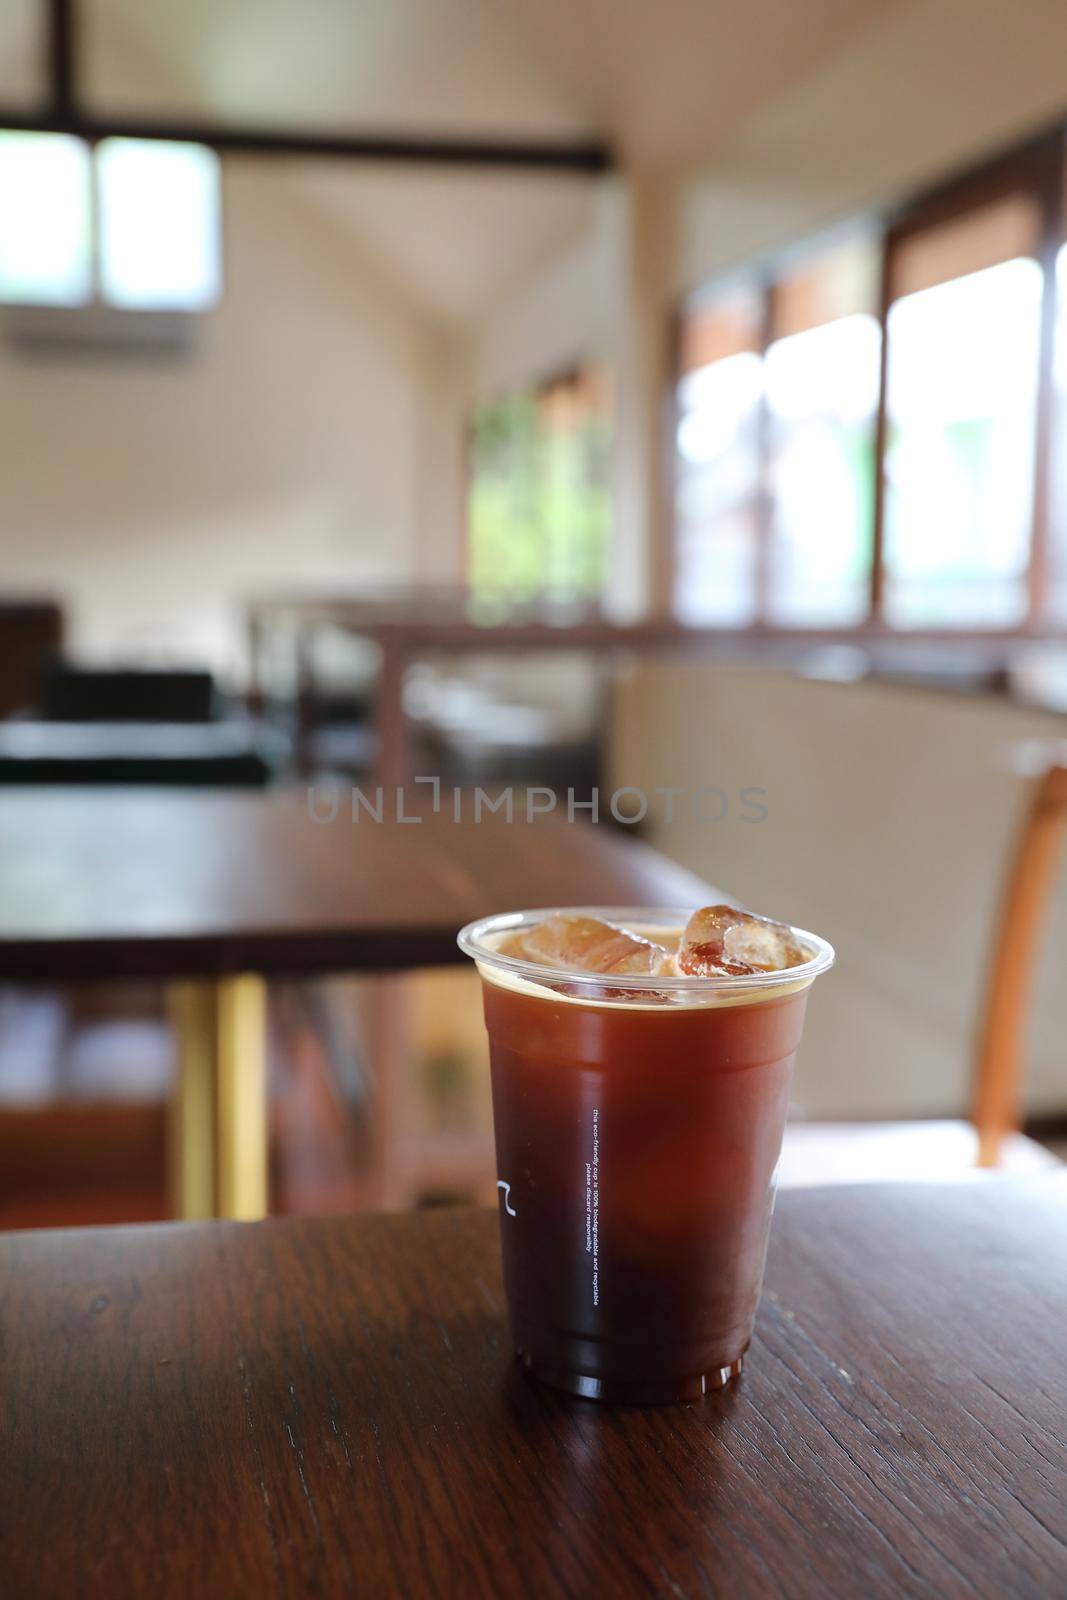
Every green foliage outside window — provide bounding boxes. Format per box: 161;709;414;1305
468;379;611;606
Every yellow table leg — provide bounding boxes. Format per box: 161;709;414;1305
168;975;268;1222
168;982;218;1221
216;974;268;1221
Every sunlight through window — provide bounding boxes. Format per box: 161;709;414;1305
1047;242;1067;621
884;257;1042;627
0;131;221;313
675;352;763;625
97;140;221;311
0;132;92;305
674;286;765;626
765;312;880;626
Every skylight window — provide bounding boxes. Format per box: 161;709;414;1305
0;132;92;305
97;139;221;311
0;130;221;312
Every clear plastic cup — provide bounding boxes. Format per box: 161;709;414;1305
458;906;834;1404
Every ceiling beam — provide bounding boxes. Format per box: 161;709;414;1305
10;0;612;174
0;108;614;172
48;0;75;121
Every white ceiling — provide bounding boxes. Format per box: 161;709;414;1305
82;0;590;142
297;164;598;328
77;0;898;161
78;0;606;324
485;0;899;165
0;0;42;107
0;0;903;325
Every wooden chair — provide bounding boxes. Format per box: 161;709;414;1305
972;761;1067;1165
779;761;1067;1187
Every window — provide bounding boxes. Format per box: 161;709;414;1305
97;140;221;311
765;241;880;626
1048;242;1067;621
883;197;1043;627
0;132;91;305
468;367;612;611
0;131;221;312
674;238;880;628
673;132;1067;639
675;287;763;625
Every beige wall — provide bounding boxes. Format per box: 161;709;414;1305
0;164;442;684
609;665;1067;1120
471;186;619;397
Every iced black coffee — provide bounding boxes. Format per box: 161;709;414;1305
458;904;834;1404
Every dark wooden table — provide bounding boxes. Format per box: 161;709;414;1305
0;787;709;979
4;1179;1066;1599
0;788;713;1220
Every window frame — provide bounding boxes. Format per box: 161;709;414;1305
672;125;1067;639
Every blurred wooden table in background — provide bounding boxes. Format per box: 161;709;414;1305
0;789;713;1220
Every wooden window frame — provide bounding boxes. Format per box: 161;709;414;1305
674;123;1067;642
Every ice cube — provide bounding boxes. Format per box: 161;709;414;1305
499;914;667;975
678;904;806;977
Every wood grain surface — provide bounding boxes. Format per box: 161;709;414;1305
3;1179;1066;1598
0;788;713;981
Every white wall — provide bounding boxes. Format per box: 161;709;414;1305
411;326;470;588
471;184;620;398
610;664;1067;1120
0;164;438;684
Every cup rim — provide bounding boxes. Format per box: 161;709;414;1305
456;905;835;996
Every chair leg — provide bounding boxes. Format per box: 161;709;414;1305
972;767;1067;1166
